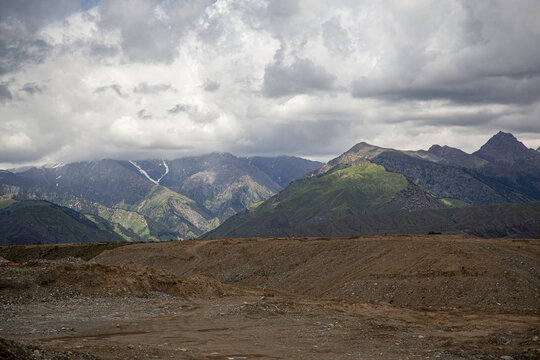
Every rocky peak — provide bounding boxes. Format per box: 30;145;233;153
315;142;388;174
428;144;461;157
473;131;530;164
428;144;486;169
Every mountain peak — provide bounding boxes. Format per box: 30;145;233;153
428;144;486;168
346;141;396;159
428;144;453;154
473;131;530;164
315;142;388;174
493;131;520;142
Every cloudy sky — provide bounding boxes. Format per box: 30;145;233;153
1;0;540;168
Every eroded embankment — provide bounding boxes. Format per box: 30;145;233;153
93;235;540;310
0;258;239;301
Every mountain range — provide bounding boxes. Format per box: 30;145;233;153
2;131;539;243
0;196;125;246
206;132;540;239
0;154;322;241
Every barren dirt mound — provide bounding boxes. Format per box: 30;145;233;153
0;242;129;263
0;337;99;360
94;235;540;310
0;259;233;300
1;236;539;360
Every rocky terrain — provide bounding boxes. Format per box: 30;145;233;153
2;132;540;244
0;200;126;246
1;236;539;359
208;132;540;239
208;200;540;239
0;154;322;241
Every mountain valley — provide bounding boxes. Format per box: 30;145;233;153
0;154;322;242
1;132;540;243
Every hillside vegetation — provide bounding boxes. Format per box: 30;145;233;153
0;200;125;245
206;132;540;239
0;154;322;241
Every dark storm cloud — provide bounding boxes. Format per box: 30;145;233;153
203;79;220;92
266;0;299;18
166;103;217;124
136;109;152;120
0;0;78;31
231;118;352;158
167;104;190;114
133;82;173;94
257;0;300;35
262;58;336;98
322;17;353;57
98;0;212;63
0;0;80;75
88;42;120;58
94;84;127;97
389;110;498;128
0;83;13;104
0;26;52;75
19;82;43;95
352;74;540;105
350;1;540;108
2;0;540;167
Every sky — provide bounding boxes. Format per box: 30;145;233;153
1;0;540;168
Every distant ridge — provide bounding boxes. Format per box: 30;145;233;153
0;154;322;241
427;144;487;169
206;131;540;239
0;199;125;245
242;201;540;239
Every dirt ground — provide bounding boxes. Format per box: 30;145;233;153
1;235;539;359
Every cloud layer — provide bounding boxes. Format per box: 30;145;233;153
1;0;539;167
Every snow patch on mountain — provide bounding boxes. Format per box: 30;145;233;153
157;160;169;184
129;160;159;185
129;160;169;185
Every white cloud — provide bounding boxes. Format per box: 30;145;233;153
1;0;539;169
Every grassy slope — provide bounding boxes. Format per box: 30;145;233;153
0;201;125;245
206;161;411;237
0;194;18;209
284;201;540;239
40;194;161;241
52;186;214;240
133;186;219;239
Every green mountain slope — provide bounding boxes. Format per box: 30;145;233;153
205;132;540;239
0;200;125;245
26;193;167;241
0;154;321;241
132;186;219;239
205;161;442;238
318;141;531;206
276;201;540;238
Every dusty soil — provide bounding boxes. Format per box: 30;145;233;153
0;242;129;263
1;235;539;359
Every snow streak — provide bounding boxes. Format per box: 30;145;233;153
157;160;169;184
129;160;169;185
129;160;159;185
